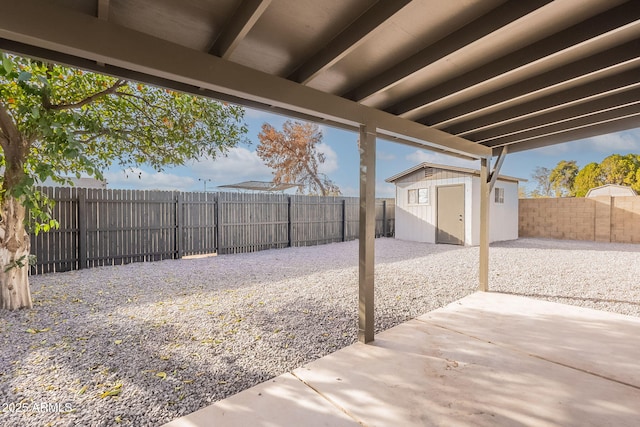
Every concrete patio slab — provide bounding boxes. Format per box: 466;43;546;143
163;373;359;427
163;292;640;427
421;292;640;388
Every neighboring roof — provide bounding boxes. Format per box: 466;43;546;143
218;181;301;192
2;1;640;159
385;163;526;184
586;184;637;197
43;177;107;189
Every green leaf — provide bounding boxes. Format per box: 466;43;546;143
25;327;50;334
18;71;32;82
2;55;13;74
100;388;121;398
100;383;123;398
156;372;167;380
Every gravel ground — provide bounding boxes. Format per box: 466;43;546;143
1;237;639;426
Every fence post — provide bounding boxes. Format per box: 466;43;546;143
77;188;87;270
215;193;222;254
342;199;347;242
382;199;387;237
288;196;293;247
175;192;183;259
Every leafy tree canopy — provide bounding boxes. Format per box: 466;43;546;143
0;52;247;310
0;52;247;229
539;154;640;198
573;162;602;197
549;160;579;197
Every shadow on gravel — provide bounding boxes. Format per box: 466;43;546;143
0;304;314;426
24;240;472;309
1;238;479;425
1;287;398;426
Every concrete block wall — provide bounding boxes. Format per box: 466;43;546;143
519;196;640;243
611;196;640;243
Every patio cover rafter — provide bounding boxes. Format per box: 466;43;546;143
0;0;488;160
445;66;640;137
209;0;272;59
288;0;412;85
424;38;640;129
97;0;110;21
388;1;640;119
344;0;553;103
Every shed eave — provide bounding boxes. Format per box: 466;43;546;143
385;162;526;183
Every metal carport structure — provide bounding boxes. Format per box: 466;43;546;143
1;0;640;343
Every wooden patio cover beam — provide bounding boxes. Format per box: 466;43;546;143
447;66;640;137
389;1;640;120
344;0;552;103
0;0;489;160
493;114;640;154
288;0;412;85
209;0;272;59
425;38;640;129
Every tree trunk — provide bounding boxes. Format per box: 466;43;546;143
0;195;32;310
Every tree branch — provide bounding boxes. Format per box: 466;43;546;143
43;79;128;111
0;103;20;149
72;128;131;138
118;95;161;125
113;91;173;115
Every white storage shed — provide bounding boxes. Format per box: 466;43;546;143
386;163;523;246
586;184;637;197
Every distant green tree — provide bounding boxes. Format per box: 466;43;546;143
571;154;640;196
549;160;579;197
573;162;603;197
598;154;639;188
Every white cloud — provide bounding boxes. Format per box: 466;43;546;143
317;142;338;174
188;147;273;184
534;142;573;156
583;132;640;152
340;185;359;197
376;181;396;198
105;168;195;191
535;131;640;156
243;108;288;122
405;150;478;169
377;151;396;161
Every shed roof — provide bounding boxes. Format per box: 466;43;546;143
218;181;301;192
2;0;640;159
585;184;637;197
385;163;525;184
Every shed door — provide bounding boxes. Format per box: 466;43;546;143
436;185;465;245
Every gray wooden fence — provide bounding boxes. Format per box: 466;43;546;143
29;187;395;274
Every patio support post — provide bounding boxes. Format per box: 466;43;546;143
479;157;490;292
358;123;376;343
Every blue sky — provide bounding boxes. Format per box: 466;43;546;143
104;108;640;197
